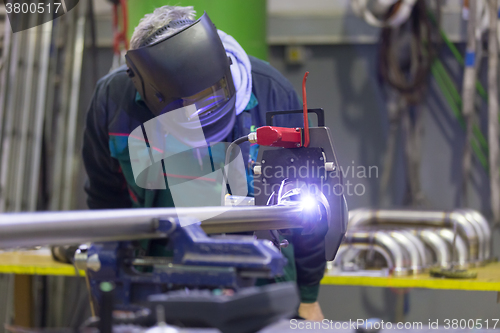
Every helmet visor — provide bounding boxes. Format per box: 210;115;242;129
181;76;233;120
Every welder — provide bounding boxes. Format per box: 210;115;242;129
82;5;326;320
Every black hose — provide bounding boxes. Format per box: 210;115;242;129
378;0;440;104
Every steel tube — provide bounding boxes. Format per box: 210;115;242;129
343;231;410;276
331;244;397;277
14;17;38;211
460;209;491;261
389;230;427;272
0;205;305;249
0;17;12;153
0;18;23;212
63;0;87;210
414;229;451;268
435;228;469;268
29;17;53;211
349;209;479;262
50;12;76;210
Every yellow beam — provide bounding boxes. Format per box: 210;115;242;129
3;250;500;293
321;263;500;291
0;250;84;276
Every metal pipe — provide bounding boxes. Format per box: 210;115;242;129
63;0;87;210
349;209;479;261
461;0;477;204
454;209;486;264
387;230;426;274
14;17;38;211
398;230;427;268
0;17;23;212
0;205;305;249
50;11;76;211
330;244;398;277
29;17;53;211
0;16;12;155
460;209;491;261
343;231;410;276
435;228;469;269
487;0;500;225
413;229;451;268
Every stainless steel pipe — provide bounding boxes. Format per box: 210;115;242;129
389;230;427;273
349;209;480;262
342;231;411;276
435;228;469;268
331;243;401;276
414;229;451;268
459;209;491;261
0;205;305;249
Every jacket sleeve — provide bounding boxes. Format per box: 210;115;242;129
82;80;132;209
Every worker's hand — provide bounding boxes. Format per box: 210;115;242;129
298;302;324;321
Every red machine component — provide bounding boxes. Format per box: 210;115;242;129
255;126;302;148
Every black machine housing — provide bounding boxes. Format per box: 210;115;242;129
254;109;348;261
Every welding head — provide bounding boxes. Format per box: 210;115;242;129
125;12;236;144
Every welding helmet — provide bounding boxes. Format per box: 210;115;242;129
125;13;236;144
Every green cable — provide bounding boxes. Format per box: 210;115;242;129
431;64;463;124
471;139;489;171
427;10;492;171
432;62;489;168
433;59;489;152
439;30;488;100
427;10;488;100
433;60;462;108
439;30;500;124
431;62;489;170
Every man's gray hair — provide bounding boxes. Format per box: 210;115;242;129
130;6;196;50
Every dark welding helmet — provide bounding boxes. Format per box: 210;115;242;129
125;13;236;144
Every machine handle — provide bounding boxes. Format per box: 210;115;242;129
265;108;325;127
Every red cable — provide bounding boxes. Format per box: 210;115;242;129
120;0;129;50
302;71;310;147
113;0;129;54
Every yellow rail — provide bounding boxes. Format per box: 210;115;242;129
2;250;500;292
0;250;85;276
321;263;500;291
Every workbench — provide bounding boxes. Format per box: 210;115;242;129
2;249;500;292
